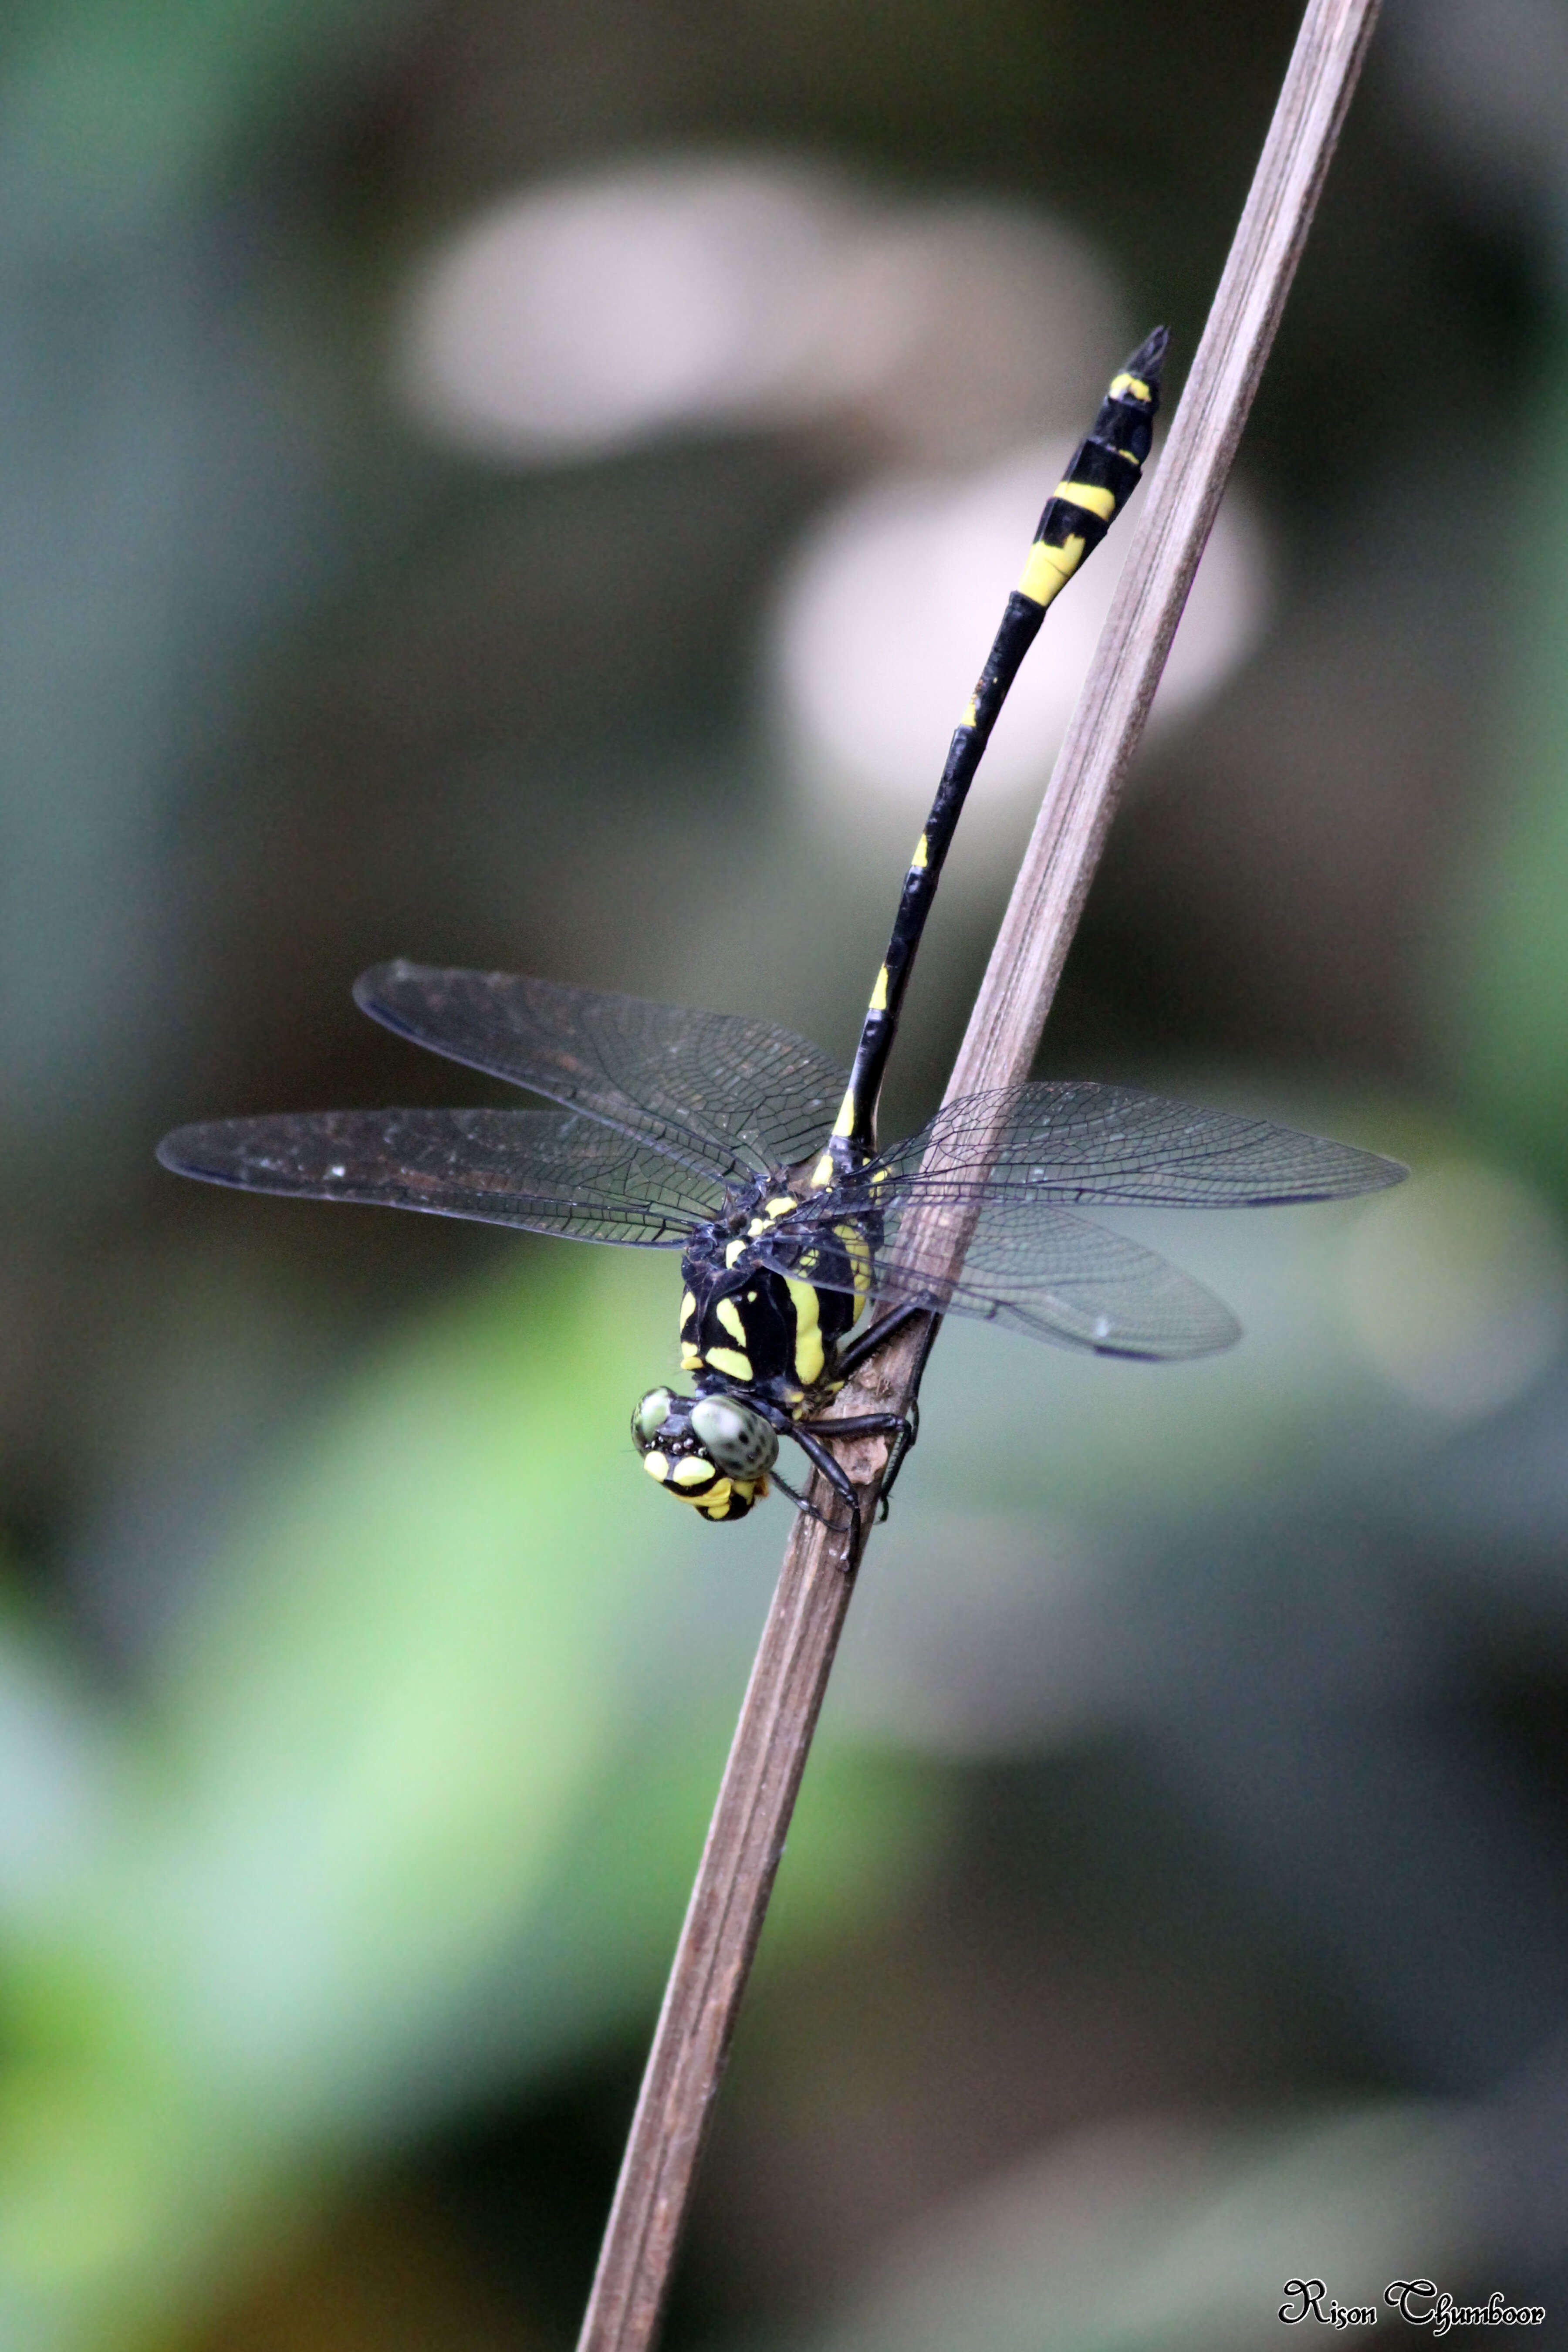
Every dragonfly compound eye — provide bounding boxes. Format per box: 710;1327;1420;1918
631;1387;678;1450
690;1395;779;1479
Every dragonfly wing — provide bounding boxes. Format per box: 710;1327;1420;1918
873;1082;1405;1206
157;1108;723;1243
753;1192;1240;1360
355;962;848;1185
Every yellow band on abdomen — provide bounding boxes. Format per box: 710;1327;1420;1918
1053;477;1117;522
1018;534;1085;606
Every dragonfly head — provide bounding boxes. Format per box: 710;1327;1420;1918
630;1387;778;1521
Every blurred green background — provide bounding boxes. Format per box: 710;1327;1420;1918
4;0;1568;2345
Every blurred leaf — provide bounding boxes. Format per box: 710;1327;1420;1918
0;1249;948;2351
0;1594;119;1917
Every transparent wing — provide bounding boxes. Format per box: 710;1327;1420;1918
354;962;848;1186
754;1191;1240;1360
156;1108;726;1244
748;1078;1401;1359
872;1081;1405;1206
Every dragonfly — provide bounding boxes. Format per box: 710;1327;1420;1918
159;332;1403;1526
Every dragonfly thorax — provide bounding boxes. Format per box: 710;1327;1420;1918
676;1172;872;1419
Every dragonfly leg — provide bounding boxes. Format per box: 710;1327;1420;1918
874;1308;941;1511
820;1303;941;1517
771;1467;834;1527
874;1396;922;1516
753;1399;862;1531
785;1425;865;1530
795;1404;921;1525
798;1410;908;1439
833;1300;931;1378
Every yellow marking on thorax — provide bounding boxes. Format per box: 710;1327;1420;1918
1017;533;1085;606
912;833;929;870
679;1289;696;1327
766;1196;794;1218
1054;476;1117;522
715;1297;747;1345
1109;372;1152;401
706;1343;752;1381
784;1275;825;1388
680;1342;703;1373
724;1237;748;1268
835;1220;873;1314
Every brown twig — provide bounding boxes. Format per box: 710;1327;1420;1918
574;5;1383;2345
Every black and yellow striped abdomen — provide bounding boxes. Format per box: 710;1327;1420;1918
1016;343;1165;612
814;328;1168;1185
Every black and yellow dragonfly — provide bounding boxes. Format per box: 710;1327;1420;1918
159;333;1402;1525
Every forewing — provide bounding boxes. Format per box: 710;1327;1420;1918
156;1108;723;1244
872;1082;1405;1206
753;1189;1240;1359
355;962;848;1184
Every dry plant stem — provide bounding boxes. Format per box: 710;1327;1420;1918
575;5;1382;2346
